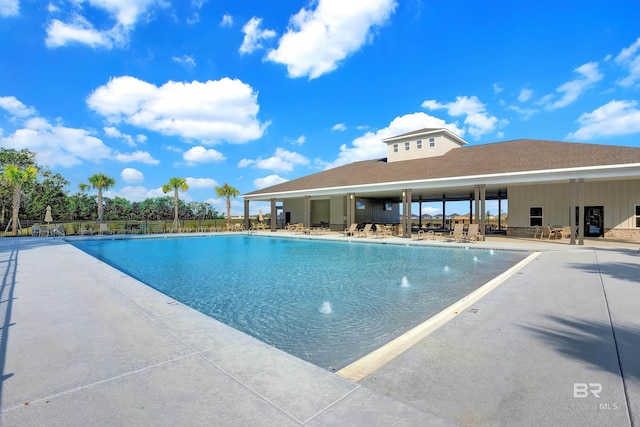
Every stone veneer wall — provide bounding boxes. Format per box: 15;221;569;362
604;228;640;241
506;227;537;238
507;226;640;241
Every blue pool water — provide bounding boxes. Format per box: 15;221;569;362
71;235;528;371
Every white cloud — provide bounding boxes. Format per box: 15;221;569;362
0;117;112;167
187;0;207;25
183;146;225;164
294;135;306;145
220;13;233;27
493;83;503;94
115;150;159;164
104;126;138;146
121;167;144;183
239;17;276;55
46;16;114;48
186;177;217;189
421;206;441;216
332;123;347;132
45;0;167;49
615;37;640;87
87;76;269;144
506;105;537;120
172;54;196;68
542;62;603;110
238;147;309;173
0;96;36;117
265;0;397;79
422;96;499;138
518;88;533;102
0;0;19;17
254;174;288;189
324;112;464;169
568;100;640;140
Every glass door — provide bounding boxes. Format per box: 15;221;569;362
584;206;604;237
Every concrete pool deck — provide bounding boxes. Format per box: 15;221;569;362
0;234;638;426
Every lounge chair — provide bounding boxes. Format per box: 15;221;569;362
447;223;465;241
374;224;390;238
358;223;373;238
342;223;358;236
464;223;484;242
99;223;111;235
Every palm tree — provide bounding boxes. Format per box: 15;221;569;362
88;173;115;223
162;177;189;231
2;164;38;235
215;183;240;231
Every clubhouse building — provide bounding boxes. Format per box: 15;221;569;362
242;128;640;244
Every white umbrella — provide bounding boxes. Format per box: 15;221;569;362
44;205;53;224
258;210;264;222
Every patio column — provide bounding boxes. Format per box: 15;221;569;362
304;196;311;229
498;191;502;231
578;178;585;245
474;187;480;225
570;179;576;245
442;195;446;229
270;198;277;232
402;189;412;238
243;199;250;230
480;185;486;235
346;193;355;227
469;195;473;224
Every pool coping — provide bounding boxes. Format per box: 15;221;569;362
336;251;541;381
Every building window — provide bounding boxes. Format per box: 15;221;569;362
636;205;640;227
416;139;422;149
429;137;435;147
393;143;398;153
404;141;410;151
530;207;543;226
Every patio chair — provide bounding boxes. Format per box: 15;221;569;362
532;225;542;239
358;223;373;238
464;223;484;243
342;223;358;237
447;223;465;241
540;225;560;240
99;223;112;235
374;224;390;238
32;225;41;237
560;226;573;239
79;224;94;235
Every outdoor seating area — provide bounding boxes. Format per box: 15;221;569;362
533;225;576;240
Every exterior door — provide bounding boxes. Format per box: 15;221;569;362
584;206;604;237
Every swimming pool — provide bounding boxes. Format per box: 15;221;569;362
71;235;529;371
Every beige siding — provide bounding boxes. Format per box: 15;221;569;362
310;199;330;224
387;134;462;162
508;179;640;229
282;199;305;224
330;196;346;227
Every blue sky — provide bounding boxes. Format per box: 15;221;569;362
1;0;640;216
